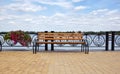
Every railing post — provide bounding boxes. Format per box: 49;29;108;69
105;32;109;51
45;31;48;51
111;32;115;51
51;31;54;51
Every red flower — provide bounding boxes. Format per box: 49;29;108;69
4;30;31;46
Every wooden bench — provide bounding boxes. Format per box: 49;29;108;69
33;32;89;54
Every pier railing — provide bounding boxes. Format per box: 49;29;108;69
0;31;120;51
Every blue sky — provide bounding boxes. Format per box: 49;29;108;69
0;0;120;32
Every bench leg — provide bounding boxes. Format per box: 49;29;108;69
81;44;85;52
33;42;38;54
37;44;39;52
34;43;38;54
81;45;83;52
87;45;89;54
33;42;35;54
85;44;89;54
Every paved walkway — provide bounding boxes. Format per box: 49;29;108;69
0;51;120;74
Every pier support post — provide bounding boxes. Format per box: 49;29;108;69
45;31;48;51
51;31;54;51
111;32;115;51
105;32;109;51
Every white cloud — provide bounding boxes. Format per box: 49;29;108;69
90;9;120;18
0;16;5;21
8;21;16;24
107;10;119;15
90;9;109;15
13;0;73;8
24;18;33;22
35;0;73;9
0;8;120;31
109;17;120;20
72;0;84;2
2;2;46;12
74;6;87;11
1;0;120;32
53;13;65;17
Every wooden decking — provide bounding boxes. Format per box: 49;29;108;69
0;51;120;74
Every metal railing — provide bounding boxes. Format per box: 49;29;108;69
0;31;120;51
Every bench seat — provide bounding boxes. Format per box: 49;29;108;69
33;32;89;54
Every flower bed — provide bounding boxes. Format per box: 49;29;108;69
4;30;32;46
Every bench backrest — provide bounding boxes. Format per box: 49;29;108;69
37;32;83;40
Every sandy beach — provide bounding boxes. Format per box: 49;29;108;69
0;51;120;74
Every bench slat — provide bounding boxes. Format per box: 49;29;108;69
38;39;83;40
36;42;85;44
38;33;83;40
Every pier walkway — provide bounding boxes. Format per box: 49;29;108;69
0;51;120;74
